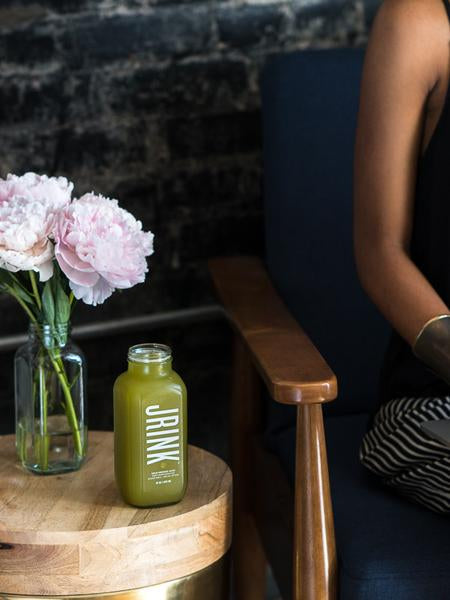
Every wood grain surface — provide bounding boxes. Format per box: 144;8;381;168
293;405;336;600
0;432;232;596
209;256;338;405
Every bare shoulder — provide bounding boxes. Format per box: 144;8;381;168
367;0;449;91
376;0;447;30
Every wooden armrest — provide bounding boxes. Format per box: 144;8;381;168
208;256;338;405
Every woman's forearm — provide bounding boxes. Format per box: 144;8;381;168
355;242;450;347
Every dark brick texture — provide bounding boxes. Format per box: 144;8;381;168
0;0;381;455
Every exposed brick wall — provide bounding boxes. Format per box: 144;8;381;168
0;0;380;440
0;0;378;334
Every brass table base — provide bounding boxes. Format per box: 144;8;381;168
1;555;229;600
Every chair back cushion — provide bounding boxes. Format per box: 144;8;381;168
262;47;390;416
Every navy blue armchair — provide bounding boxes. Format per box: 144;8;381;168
210;48;450;600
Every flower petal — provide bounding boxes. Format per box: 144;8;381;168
70;277;114;306
56;252;99;287
36;260;54;282
57;242;97;273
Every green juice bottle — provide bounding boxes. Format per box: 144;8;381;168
113;343;187;507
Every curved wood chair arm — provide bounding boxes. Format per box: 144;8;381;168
208;256;338;405
210;255;338;600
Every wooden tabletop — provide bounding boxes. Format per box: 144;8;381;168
0;431;232;596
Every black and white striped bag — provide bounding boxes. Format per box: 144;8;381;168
360;396;450;513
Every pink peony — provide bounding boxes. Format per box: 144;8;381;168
0;172;73;281
54;193;154;306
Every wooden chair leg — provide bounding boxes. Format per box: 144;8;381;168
231;336;267;600
293;404;337;600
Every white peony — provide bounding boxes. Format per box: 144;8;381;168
0;173;73;281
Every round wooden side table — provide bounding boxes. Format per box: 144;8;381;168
0;431;232;599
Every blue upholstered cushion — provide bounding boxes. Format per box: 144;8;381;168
261;48;390;416
270;414;450;599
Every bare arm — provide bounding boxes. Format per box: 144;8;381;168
354;0;450;347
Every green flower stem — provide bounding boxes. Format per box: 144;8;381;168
8;286;37;323
31;362;42;467
47;350;83;457
29;272;42;311
7;284;83;464
17;422;27;463
38;354;48;471
9;273;35;297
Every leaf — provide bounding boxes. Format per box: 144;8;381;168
0;269;13;288
0;271;35;305
51;266;59;295
42;281;55;327
55;282;70;324
12;282;34;305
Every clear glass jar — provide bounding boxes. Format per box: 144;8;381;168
14;322;88;475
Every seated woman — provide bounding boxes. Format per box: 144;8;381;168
354;0;450;513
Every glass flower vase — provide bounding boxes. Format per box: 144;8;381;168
14;322;88;475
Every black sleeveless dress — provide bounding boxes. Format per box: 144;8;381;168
360;0;450;514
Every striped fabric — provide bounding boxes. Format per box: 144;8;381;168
360;396;450;513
